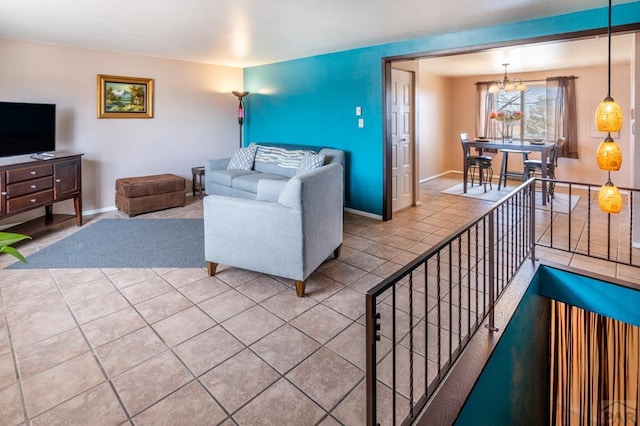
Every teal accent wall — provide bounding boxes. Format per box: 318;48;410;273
244;3;640;215
455;272;550;425
538;267;640;327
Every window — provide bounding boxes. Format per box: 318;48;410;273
494;83;547;140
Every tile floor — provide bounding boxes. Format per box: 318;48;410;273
0;174;637;425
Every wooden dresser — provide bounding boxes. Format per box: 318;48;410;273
0;152;83;226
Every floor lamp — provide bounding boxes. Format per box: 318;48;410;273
232;91;249;148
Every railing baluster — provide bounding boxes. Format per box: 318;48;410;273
408;272;414;420
588;186;592;257
457;236;462;346
392;285;397;426
436;251;442;375
630;192;634;265
487;209;497;331
448;242;453;361
568;183;573;251
365;294;378;426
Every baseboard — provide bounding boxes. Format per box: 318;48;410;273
419;170;460;183
93;193;206;217
343;207;383;220
84;206;118;216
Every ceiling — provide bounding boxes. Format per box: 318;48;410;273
412;33;635;77
0;0;636;68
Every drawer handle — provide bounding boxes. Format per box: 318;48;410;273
30;185;37;189
56;179;61;183
30;199;37;203
30;171;37;175
1;192;6;195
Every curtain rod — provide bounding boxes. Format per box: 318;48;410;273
474;75;579;85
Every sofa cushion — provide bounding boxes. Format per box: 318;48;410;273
232;173;288;193
227;145;258;170
253;145;313;178
296;152;326;175
209;169;258;187
256;179;289;202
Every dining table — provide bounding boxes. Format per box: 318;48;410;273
463;138;555;205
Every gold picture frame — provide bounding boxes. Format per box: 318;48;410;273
97;75;154;118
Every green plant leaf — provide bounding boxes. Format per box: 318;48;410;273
0;246;27;263
0;231;31;263
0;232;31;246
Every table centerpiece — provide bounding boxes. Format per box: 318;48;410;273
489;110;523;142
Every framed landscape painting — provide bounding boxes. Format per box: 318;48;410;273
97;75;154;118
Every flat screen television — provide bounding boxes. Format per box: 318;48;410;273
0;101;56;158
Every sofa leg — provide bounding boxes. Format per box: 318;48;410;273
206;261;218;276
334;244;342;258
294;280;305;297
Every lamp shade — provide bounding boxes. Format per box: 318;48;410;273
598;180;623;213
596;136;622;171
595;97;623;132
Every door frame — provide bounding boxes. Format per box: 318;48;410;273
381;25;639;221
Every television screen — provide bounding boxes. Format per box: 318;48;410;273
0;101;56;157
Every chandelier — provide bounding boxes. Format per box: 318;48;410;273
489;63;526;93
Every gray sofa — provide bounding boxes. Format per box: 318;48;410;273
203;143;345;297
204;143;345;200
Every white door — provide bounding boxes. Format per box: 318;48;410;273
391;69;414;212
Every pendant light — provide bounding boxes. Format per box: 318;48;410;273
595;0;623;133
596;0;623;213
596;134;622;171
598;177;623;214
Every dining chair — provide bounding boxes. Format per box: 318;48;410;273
523;137;566;199
498;148;531;190
460;132;493;192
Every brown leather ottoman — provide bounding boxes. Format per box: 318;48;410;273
115;174;186;217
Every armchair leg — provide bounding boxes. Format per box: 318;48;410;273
294;280;306;297
206;261;218;276
333;244;342;258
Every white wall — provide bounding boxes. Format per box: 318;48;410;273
0;39;242;224
415;67;450;180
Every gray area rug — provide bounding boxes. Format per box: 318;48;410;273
442;182;580;213
8;219;204;269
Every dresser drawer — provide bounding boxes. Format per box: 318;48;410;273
6;176;53;198
6;189;54;214
6;163;53;184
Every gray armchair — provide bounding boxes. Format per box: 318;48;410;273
203;163;343;297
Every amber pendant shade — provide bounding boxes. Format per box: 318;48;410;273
595;97;623;132
598;180;623;214
596;135;622;171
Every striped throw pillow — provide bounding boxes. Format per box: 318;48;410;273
254;145;310;170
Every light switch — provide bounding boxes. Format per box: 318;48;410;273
356;106;362;116
358;118;364;128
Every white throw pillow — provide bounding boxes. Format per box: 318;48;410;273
296;152;326;175
227;145;258;170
